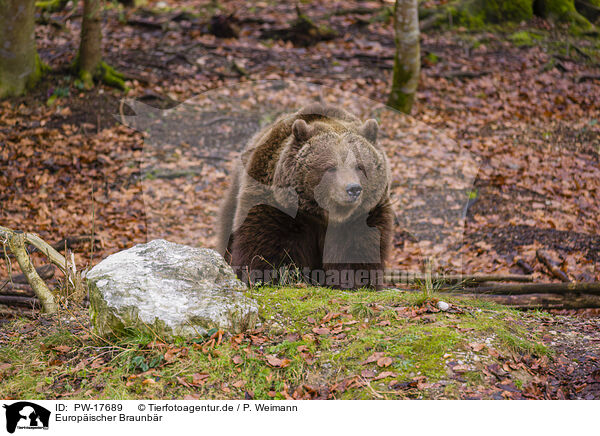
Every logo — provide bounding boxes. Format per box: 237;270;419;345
2;402;50;433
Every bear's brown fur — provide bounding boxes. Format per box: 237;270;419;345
217;104;393;289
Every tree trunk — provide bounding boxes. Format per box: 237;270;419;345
76;0;126;89
77;0;103;87
0;0;43;97
387;0;420;114
534;0;594;29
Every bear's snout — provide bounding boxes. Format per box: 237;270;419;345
345;183;362;202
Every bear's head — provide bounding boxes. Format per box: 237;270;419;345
274;116;389;223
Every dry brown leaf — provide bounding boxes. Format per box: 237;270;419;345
312;327;330;335
376;356;393;367
374;371;396;380
362;352;385;365
469;343;486;352
265;354;291;368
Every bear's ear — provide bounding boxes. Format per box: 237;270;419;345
360;119;378;143
292;119;312;142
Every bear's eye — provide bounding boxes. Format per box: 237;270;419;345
325;166;336;173
356;164;366;176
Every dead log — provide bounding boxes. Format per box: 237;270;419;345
0;295;40;308
0;283;35;297
2;264;54;285
385;273;533;285
536;250;570;282
454;282;600;296
452;292;600;310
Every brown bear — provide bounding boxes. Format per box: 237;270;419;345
216;103;393;289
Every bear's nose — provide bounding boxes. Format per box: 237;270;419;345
346;183;362;201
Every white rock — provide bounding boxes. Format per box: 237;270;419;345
87;239;258;339
437;301;450;311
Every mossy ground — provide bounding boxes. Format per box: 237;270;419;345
0;286;552;400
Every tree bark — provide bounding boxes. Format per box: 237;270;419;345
387;0;420;114
0;0;43;97
77;0;103;87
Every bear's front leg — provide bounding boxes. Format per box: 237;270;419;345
230;204;319;285
322;202;393;290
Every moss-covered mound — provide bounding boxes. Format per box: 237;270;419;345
0;286;564;399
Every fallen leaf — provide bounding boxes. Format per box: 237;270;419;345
376;356;393;367
374;371;396;380
192;373;209;385
265;355;291;368
312;327;330;335
362;352;385;365
233;380;247;388
361;369;376;378
469;343;486;352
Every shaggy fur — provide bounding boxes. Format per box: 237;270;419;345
217;104;393;289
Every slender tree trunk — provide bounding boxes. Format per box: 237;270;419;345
77;0;103;87
387;0;420;114
0;0;43;97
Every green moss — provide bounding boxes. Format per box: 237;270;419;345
387;59;417;114
453;0;533;28
35;0;69;12
534;0;594;31
74;58;127;91
99;61;127;91
509;30;543;46
0;287;553;399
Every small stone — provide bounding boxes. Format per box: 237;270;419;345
437;301;450;311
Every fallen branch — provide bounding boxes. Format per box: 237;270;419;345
576;74;600;83
5;232;57;313
515;259;534;275
3;264;54;285
453;282;600;296
452;292;600;310
0;295;40;309
536;250;570;282
0;283;35;297
385;273;533;285
434;70;492;79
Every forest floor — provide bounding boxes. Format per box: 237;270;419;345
0;0;599;399
1;288;600;400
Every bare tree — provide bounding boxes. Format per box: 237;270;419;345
387;0;420;114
